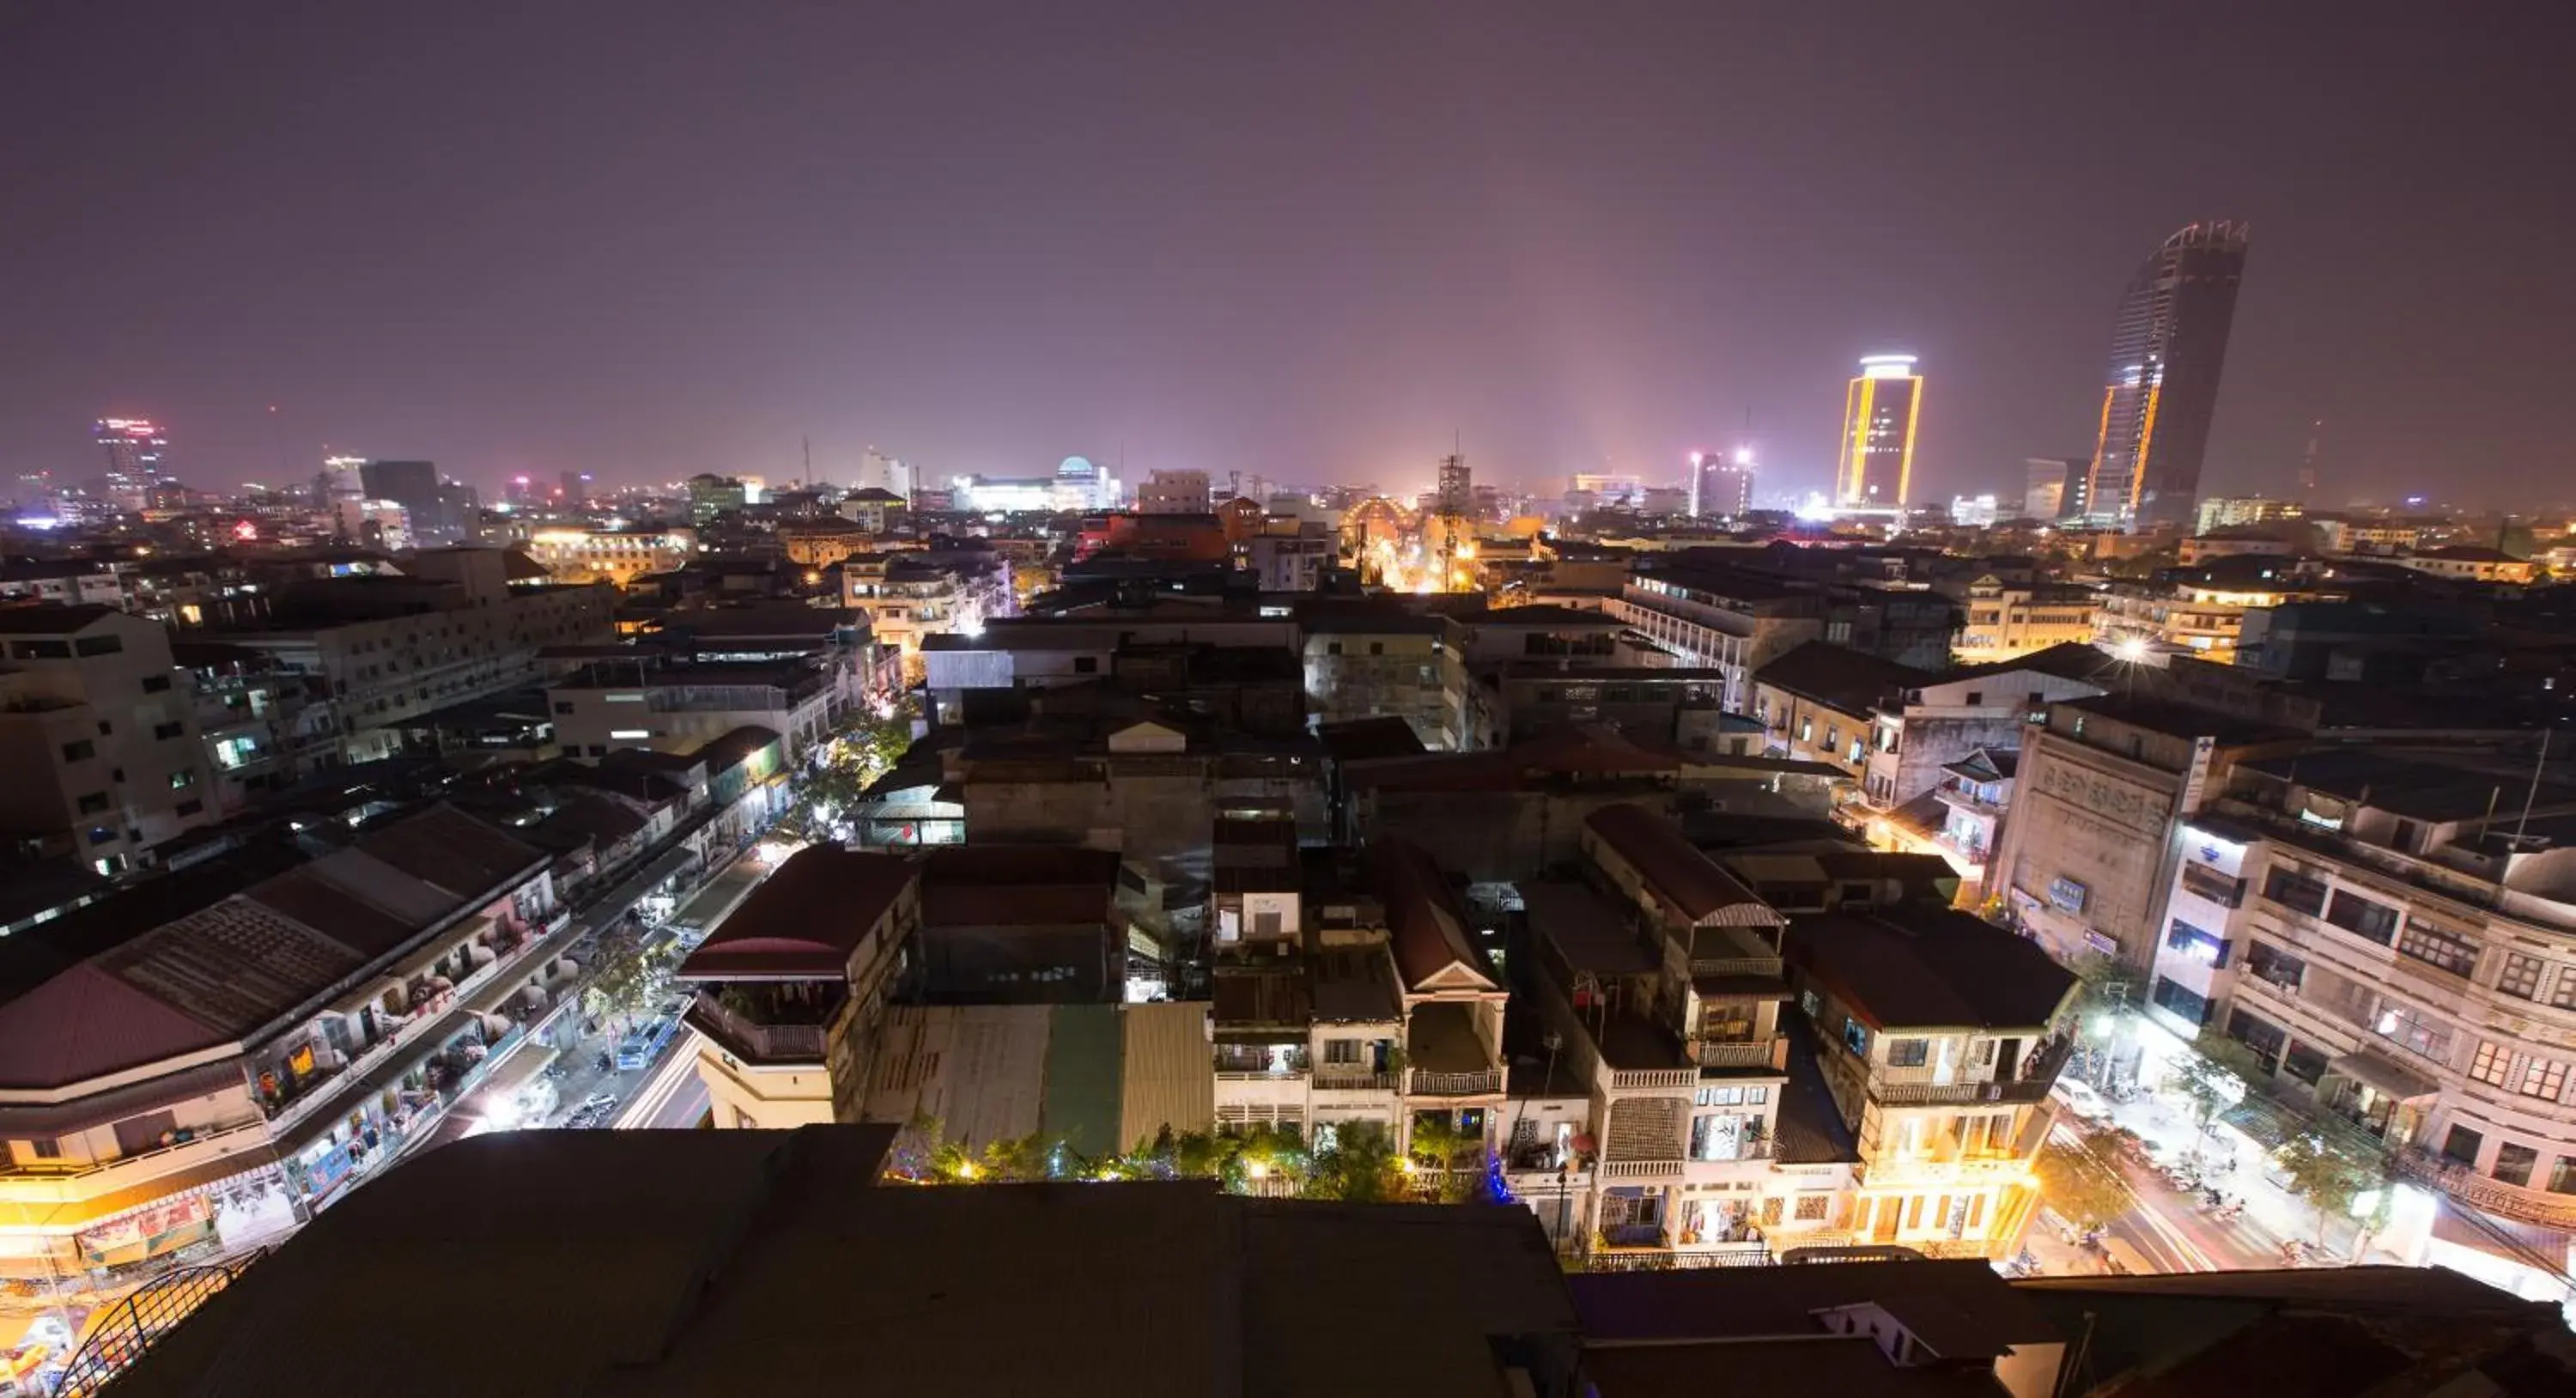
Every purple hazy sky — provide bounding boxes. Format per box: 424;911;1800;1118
3;2;2570;508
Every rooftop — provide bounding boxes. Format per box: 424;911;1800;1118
919;846;1122;927
1583;803;1782;927
113;1128;1577;1398
1754;641;1934;714
1788;909;2075;1031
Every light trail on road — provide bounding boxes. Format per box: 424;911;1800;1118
617;1028;706;1129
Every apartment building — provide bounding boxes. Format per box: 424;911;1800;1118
1299;611;1457;749
548;658;843;760
1749;641;1931;783
840;548;1010;654
1510;803;1862;1264
0;807;559;1280
0;606;217;874
197;550;616;764
1787;907;2077;1257
2142;747;2576;1251
1952;577;2101;666
1991;696;2306;974
522;526;697;588
678;846;917;1129
2093;557;2324;665
2398;546;2535;587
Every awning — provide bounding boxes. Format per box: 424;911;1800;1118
2429;1200;2576;1276
2329;1048;2439;1103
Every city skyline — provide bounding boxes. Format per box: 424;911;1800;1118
3;5;2570;508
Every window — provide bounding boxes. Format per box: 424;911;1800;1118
2226;1010;2285;1070
1886;1038;1929;1068
2245;940;2306;992
1323;1040;1362;1065
1841;1018;1869;1056
2517;1056;2568;1103
2470;1041;2512;1087
1795;1194;1829;1221
2165;920;2228;967
2494;1143;2538;1188
72;633;124;657
76;792;109;815
1326;641;1342;656
2554;970;2576;1012
169;769;195;790
2500;953;2548;1001
2396;919;2479;977
1072;656;1097;674
2323;889;2398;945
60;739;96;763
2179;862;2245;907
175;799;203;817
2151;976;2212;1026
2552;1156;2576;1196
2262;867;2330;917
552;701;574;715
141;674;171;693
2282;1042;2329;1085
1693;1086;1766;1107
153;721;184;741
2374;1002;2452;1063
26;1138;59;1160
2442;1124;2483;1166
97;720;112;736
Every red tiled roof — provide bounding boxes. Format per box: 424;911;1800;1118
1362;837;1495;992
1583;803;1781;927
0;963;229;1091
680;848;919;980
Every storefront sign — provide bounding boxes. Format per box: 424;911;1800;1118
77;1193;211;1265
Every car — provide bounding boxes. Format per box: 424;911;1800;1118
2053;1079;2111;1121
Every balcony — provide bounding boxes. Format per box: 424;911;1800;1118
1407;1068;1504;1097
2392;1149;2576;1230
0;1120;275;1207
1608;1066;1699;1091
1599;1157;1686;1182
1693;1039;1783;1071
686;988;834;1065
1311;1067;1397;1092
1688;955;1783;980
1872;1038;2070;1107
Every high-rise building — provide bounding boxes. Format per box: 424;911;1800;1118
2023;456;2088;522
1835;356;1921;508
2080;221;2250;530
1135;469;1212;515
1435;453;1471;516
559;471;595;508
1687;448;1756;518
94;417;167;511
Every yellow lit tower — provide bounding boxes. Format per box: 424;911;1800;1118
1835;354;1923;509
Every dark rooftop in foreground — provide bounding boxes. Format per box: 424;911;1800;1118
112;1127;1580;1398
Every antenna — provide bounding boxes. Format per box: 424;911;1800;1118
801;435;812;488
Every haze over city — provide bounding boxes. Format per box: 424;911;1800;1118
5;2;2572;505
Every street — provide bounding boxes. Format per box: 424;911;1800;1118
2029;1080;2358;1278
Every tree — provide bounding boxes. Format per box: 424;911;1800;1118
2035;1139;2136;1231
2169;1033;2264;1165
579;925;662;1035
1309;1128;1405;1203
2274;1131;2386;1249
2064;951;2136;1088
1408;1114;1487;1202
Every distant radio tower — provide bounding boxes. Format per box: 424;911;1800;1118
2298;418;2323;499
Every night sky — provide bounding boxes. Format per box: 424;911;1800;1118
5;3;2570;508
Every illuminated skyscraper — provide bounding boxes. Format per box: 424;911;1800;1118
94;417;167;510
1436;453;1471;515
2081;221;2250;530
1835;356;1921;508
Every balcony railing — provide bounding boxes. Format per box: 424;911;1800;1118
1311;1068;1397;1091
0;1120;274;1201
1608;1067;1699;1091
1599;1157;1686;1181
1407;1068;1504;1096
2392;1148;2576;1229
1692;1040;1777;1070
687;992;829;1064
1689;956;1783;979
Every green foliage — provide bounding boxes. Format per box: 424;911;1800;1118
784;702;916;837
2035;1138;2135;1231
2169;1033;2261;1159
579;924;664;1030
2273;1131;2388;1246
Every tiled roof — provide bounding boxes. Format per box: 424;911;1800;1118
1361;837;1495;991
680;848;918;980
1753;640;1933;714
1788;909;2075;1030
1583;803;1781;927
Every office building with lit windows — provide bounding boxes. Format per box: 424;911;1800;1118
1834;356;1921;509
94;417;168;512
2080;222;2250;531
